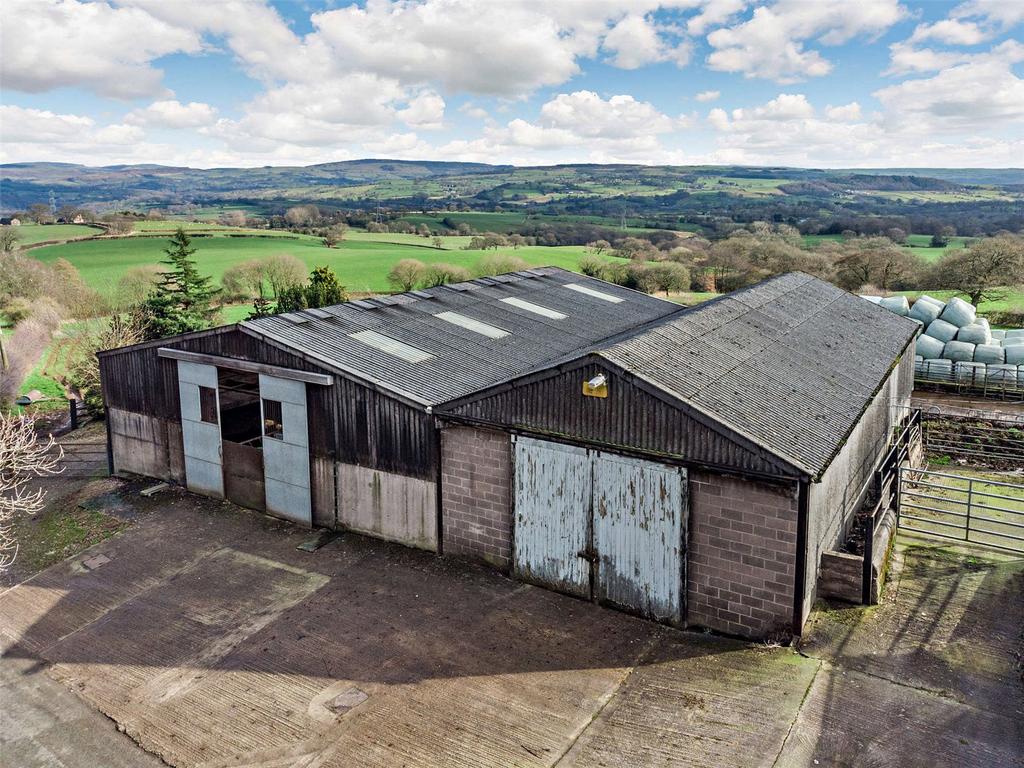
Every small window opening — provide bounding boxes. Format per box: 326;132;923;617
199;386;218;425
217;370;262;446
263;399;284;440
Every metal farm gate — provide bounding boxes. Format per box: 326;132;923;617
513;436;687;624
899;467;1024;554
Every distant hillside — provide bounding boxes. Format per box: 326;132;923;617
2;160;1022;237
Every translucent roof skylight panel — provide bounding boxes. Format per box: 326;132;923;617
434;311;509;339
499;297;568;320
564;283;625;303
349;330;433;363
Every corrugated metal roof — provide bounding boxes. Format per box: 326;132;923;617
241;267;683;405
597;272;919;477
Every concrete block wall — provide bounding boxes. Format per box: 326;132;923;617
687;470;799;638
440;426;513;570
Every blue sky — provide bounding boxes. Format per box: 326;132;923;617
2;0;1022;168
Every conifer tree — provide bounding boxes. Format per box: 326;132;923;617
139;228;220;338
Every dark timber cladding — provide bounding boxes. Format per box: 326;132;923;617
438;273;921;480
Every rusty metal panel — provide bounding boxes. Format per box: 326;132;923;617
593;452;685;624
260;374;311;526
513;436;590;598
177;361;223;498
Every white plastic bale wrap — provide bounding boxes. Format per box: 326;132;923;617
986;364;1018;384
992;329;1006;340
925;319;959;342
921;359;953;378
1006;345;1024;365
939;297;977;328
917;294;945;309
957;323;992;345
859;295;883;304
1003;337;1024;348
1006;329;1024;339
955;361;985;382
973;344;1005;365
916;333;945;359
879;295;910;316
943;340;976;362
977;317;990;330
909;300;941;324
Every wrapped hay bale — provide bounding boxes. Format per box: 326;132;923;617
925;319;959;342
1006;345;1024;365
1004;328;1024;339
916;334;945;359
909;299;941;324
977;317;990;330
955;361;986;383
939;297;976;328
943;340;976;362
859;295;883;304
922;359;953;377
879;295;909;316
986;364;1018;385
974;344;1005;365
957;323;992;345
992;329;1006;340
1002;337;1024;347
917;294;945;309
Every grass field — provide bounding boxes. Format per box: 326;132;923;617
800;233;970;263
30;232;614;295
11;223;104;244
894;288;1024;314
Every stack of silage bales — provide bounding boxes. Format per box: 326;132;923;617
862;292;1023;388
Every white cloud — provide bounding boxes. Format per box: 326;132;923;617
686;0;748;35
695;90;721;102
706;0;907;82
0;0;202;98
397;92;446;130
909;19;991;45
953;0;1024;29
125;100;218;129
874;40;1024;131
601;14;691;69
885;42;971;75
458;103;490;120
539;91;679;138
825;102;862;121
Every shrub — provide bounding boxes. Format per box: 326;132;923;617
473;253;528;277
421;263;471;287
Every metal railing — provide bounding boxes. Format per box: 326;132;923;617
861;409;921;603
914;359;1024;401
898;467;1024;554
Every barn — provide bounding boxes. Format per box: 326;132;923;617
98;269;918;639
98;267;682;549
435;272;919;637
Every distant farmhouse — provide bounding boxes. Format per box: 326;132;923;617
99;269;917;639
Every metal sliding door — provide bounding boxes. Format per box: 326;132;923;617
513;436;591;598
593;452;686;624
513;436;687;623
259;374;312;526
177;360;224;497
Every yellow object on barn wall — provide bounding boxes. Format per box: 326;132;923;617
582;373;608;398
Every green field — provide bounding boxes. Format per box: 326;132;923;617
30;232;615;295
894;288;1024;315
11;223;103;245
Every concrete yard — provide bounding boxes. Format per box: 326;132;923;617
1;483;1021;768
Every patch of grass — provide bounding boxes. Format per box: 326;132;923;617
30;234;622;295
11;223;104;245
11;504;126;576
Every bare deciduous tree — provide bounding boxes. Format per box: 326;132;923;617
387;259;426;291
0;226;20;253
263;253;307;298
0;415;63;573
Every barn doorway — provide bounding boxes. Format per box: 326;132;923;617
513;436;687;624
218;368;266;511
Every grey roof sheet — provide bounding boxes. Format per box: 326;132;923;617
598;272;919;477
241;267;682;405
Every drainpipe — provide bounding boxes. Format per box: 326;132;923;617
792;480;810;637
